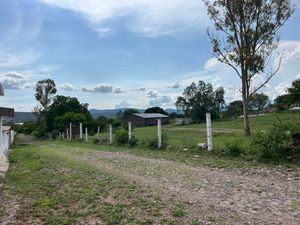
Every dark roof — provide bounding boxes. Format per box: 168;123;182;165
0;107;14;117
134;113;168;119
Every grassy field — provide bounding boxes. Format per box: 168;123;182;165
91;113;300;160
0;138;178;225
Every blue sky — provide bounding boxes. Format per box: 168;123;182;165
0;0;300;112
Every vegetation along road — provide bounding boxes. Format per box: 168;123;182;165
0;135;299;225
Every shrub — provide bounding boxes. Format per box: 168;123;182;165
145;136;158;149
225;141;244;158
128;135;138;147
51;130;60;140
145;133;168;149
114;129;128;145
251;121;293;162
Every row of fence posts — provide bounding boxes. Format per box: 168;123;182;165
58;113;213;150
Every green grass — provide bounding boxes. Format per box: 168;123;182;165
1;140;190;225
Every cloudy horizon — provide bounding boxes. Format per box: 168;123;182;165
0;0;300;112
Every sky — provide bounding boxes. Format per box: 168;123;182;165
0;0;300;112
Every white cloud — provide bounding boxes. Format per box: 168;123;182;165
81;83;125;93
132;87;146;92
168;81;180;89
0;71;32;89
0;51;39;68
59;83;75;91
38;0;207;37
115;99;131;109
149;95;172;107
146;89;159;98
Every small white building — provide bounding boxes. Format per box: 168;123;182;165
176;118;193;125
0;82;15;160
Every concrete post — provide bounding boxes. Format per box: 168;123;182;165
109;125;113;145
80;123;83;139
0;116;2;158
69;122;72;141
85;127;88;141
128;122;132;141
97;126;100;140
157;119;162;148
66;129;69;140
206;113;213;151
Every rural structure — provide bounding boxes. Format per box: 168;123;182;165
175;118;193;125
0;83;15;159
127;113;169;127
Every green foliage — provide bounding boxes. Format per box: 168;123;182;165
274;94;293;112
19;122;36;135
54;112;88;131
251;121;294;162
114;129;128;145
226;100;243;118
116;108;139;120
249;93;269;113
144;107;168;115
225;141;244;158
204;0;294;135
112;119;122;128
51;130;60;140
144;133;168;149
288;79;300;105
175;80;225;121
128;135;139;147
95;116;108;131
171;204;187;218
35;79;57;109
46;95;92;131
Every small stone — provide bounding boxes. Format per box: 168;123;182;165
182;148;189;151
194;155;200;158
197;143;208;150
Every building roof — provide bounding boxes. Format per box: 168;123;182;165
134;113;169;119
0;107;14;117
0;82;4;96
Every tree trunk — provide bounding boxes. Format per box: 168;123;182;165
241;63;251;136
242;98;251;136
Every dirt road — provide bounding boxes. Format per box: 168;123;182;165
78;150;300;224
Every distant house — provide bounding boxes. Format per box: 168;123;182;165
128;113;169;127
290;107;300;112
0;82;15;159
175;118;193;125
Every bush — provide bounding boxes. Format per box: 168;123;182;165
128;135;138;147
145;136;158;149
225;141;244;158
51;130;60;140
114;129;128;145
144;133;168;149
251;121;293;162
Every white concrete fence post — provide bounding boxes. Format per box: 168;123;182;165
128;122;132;141
206;113;213;151
85;127;88;141
157;119;162;148
97;126;100;140
109;125;113;145
80;122;83;139
0;116;2;159
66;129;69;140
69;122;72;141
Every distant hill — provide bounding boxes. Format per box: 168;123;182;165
10;112;36;123
8;108;179;123
89;108;179;119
